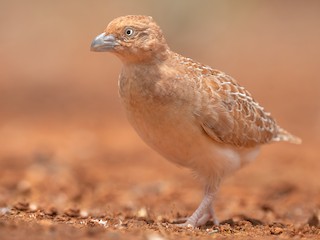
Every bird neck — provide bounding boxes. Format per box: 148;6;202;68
116;46;171;65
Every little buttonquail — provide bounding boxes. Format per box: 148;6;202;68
91;15;301;227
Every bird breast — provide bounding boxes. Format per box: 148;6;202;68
117;64;253;179
119;64;200;162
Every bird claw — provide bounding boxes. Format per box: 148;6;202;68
173;214;219;228
176;222;195;228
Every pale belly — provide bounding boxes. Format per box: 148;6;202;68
121;99;260;180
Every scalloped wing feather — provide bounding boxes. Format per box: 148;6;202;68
173;54;288;147
198;71;278;147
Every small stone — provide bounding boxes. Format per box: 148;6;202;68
186;224;193;228
90;219;108;227
137;207;148;218
270;227;283;235
29;203;38;212
0;207;11;215
206;228;219;235
147;233;165;240
45;207;58;216
307;213;319;227
64;208;80;217
14;202;29;211
80;210;89;218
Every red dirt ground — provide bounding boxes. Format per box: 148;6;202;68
0;114;319;240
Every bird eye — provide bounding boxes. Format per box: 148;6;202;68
124;27;134;37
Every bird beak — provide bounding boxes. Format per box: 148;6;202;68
90;33;118;52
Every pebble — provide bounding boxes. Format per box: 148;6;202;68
307;213;319;227
14;202;29;211
44;207;58;216
270;227;283;235
137;207;148;218
64;208;80;217
147;233;165;240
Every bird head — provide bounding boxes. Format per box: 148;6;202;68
91;15;169;63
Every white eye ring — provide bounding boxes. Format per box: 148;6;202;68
124;27;134;37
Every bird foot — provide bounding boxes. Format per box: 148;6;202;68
172;188;219;228
174;212;219;228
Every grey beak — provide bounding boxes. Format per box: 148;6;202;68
90;33;118;52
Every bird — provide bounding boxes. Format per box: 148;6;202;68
90;15;301;227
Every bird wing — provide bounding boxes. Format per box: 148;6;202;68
194;69;279;148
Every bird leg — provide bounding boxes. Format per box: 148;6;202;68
177;186;218;227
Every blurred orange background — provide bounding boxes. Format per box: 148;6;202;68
0;0;319;172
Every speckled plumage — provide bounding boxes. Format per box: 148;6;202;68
91;15;301;227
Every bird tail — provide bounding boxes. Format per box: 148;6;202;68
273;127;302;144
